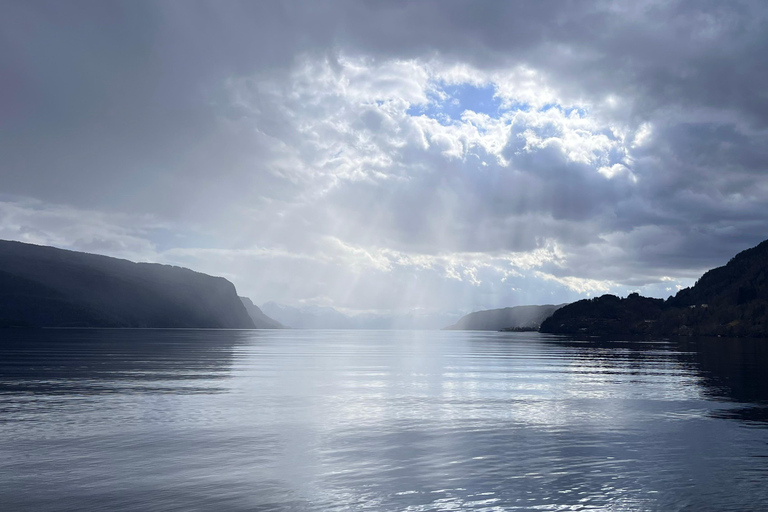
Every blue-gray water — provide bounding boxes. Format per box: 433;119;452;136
1;330;768;511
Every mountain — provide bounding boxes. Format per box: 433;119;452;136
0;240;255;329
353;310;462;330
444;304;566;331
261;302;355;329
539;293;666;336
540;239;768;337
239;297;285;329
261;301;461;329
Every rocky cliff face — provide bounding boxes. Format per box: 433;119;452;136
0;240;255;328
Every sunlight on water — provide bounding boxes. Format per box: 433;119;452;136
1;329;768;511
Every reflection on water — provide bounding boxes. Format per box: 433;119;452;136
677;337;768;424
1;329;767;511
0;329;242;396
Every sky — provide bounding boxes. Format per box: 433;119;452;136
2;0;768;315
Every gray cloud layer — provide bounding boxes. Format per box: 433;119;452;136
2;1;767;313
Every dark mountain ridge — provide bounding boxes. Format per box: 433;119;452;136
541;239;768;337
444;304;566;331
0;240;255;328
239;297;285;329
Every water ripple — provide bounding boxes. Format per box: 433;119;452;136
1;329;768;511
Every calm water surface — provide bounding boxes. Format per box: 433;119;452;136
1;329;768;511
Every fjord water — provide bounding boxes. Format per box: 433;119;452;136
1;330;768;511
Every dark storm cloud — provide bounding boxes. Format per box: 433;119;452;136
1;1;323;213
3;0;766;202
332;1;768;121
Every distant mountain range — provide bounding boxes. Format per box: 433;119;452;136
444;304;566;331
0;240;257;328
261;302;352;329
239;297;285;329
6;236;767;337
261;301;461;329
541;238;768;337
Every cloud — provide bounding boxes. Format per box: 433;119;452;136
1;1;767;313
0;199;164;262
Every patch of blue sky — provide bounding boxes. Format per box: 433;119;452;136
408;82;511;125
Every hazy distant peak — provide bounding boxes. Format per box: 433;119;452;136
239;297;285;329
445;304;567;331
260;301;460;329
